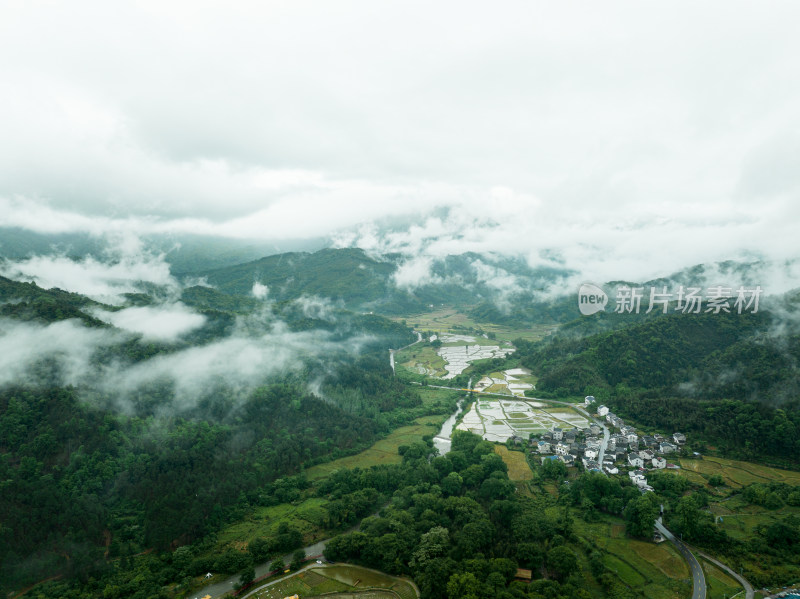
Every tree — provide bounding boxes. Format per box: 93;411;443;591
441;472;463;496
270;558;284;573
672;496;701;539
410;526;450;569
547;546;578;582
446;572;482;599
248;537;271;562
290;549;305;571
624;494;658;538
238;566;255;588
541;458;567;481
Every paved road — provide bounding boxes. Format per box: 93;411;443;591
697;551;754;599
656;520;706;599
390;331;423;374
193;499;391;599
568;402;610;467
191;539;326;599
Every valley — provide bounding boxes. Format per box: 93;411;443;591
2;248;800;599
4;8;800;599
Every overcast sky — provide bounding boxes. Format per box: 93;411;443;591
1;1;799;283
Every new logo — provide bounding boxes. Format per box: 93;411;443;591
578;283;608;316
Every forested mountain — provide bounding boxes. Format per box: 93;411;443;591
0;270;441;594
515;299;800;463
3;239;800;597
0;227;320;272
517;306;799;404
184;248;570;315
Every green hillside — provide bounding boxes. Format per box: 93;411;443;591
187;247;417;310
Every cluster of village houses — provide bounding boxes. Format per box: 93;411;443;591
524;396;686;493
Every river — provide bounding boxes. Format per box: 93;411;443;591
432;378;471;455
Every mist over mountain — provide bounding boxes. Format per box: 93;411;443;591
2;2;800;595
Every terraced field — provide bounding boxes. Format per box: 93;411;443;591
573;514;691;599
679;455;800;488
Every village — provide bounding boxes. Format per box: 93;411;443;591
526;396;687;493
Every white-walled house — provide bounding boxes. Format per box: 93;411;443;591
652;457;666;469
659;442;677;454
537;440;551;454
597;405;610;417
627;454;644;468
555;443;570;456
628;471;648;487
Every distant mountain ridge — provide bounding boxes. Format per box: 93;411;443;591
184;247;572;316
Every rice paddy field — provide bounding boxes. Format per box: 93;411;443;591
473;367;537;396
397;334;515;379
457;399;590;442
246;565;418;599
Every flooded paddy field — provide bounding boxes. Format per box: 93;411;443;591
472;366;536;396
436;336;515;379
456;399;590;442
396;333;516;380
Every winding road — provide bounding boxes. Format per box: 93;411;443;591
697;551;754;599
655;519;706;599
192;538;328;599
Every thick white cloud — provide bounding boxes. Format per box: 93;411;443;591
103;321;369;408
251;282;269;299
0;1;799;282
0;314;372;411
0;237;178;304
90;304;206;341
0;319;123;387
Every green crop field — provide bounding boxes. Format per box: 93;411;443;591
397;345;447;377
679;455;800;488
708;499;800;541
305;422;440;480
415;386;462;406
217;497;329;549
247;564;418;599
701;559;742;599
494;445;533;481
573;515;690;599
